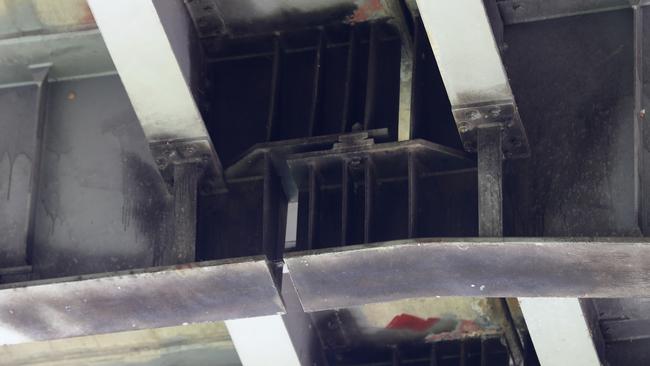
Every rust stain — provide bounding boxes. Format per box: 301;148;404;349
347;0;384;24
425;320;483;342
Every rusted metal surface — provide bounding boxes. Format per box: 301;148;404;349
0;258;284;345
285;238;650;312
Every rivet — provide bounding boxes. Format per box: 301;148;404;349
458;122;470;133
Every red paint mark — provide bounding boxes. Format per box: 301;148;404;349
347;0;384;24
387;314;485;341
386;314;440;332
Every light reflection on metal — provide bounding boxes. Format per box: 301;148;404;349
0;258;284;345
285;238;650;312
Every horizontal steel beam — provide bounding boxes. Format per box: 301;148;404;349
0;30;113;88
0;257;284;345
284;238;650;312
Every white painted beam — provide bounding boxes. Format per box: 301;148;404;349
226;315;301;366
415;0;529;157
520;298;601;366
414;0;511;106
88;0;225;195
87;0;206;143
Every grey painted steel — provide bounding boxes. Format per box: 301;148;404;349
0;257;284;345
498;0;632;24
281;272;327;366
382;0;414;141
0;64;48;270
478;126;503;237
285;238;650;312
166;162;202;265
33;76;170;278
0;30;114;87
476;125;524;365
0;85;37;267
635;4;645;236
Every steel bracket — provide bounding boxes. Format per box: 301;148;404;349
452;101;530;159
150;137;226;195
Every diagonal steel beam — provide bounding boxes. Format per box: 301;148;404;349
415;0;529;158
87;0;225;194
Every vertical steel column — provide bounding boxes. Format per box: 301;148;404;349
363;157;375;243
363;22;379;131
24;64;50;273
166;162;202;265
477;127;503;237
477;126;524;365
0;63;49;279
341;26;358;133
407;150;419;238
307;163;320;249
634;3;649;234
382;0;415;141
341;160;351;245
308;29;325;137
267;35;282;142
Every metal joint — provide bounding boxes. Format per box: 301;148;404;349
150;138;225;195
453;101;530;158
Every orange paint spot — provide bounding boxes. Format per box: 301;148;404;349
347;0;384;24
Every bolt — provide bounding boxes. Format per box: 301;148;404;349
489;108;501;118
458;122;470;134
466;110;481;120
183;145;197;156
163;149;175;158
